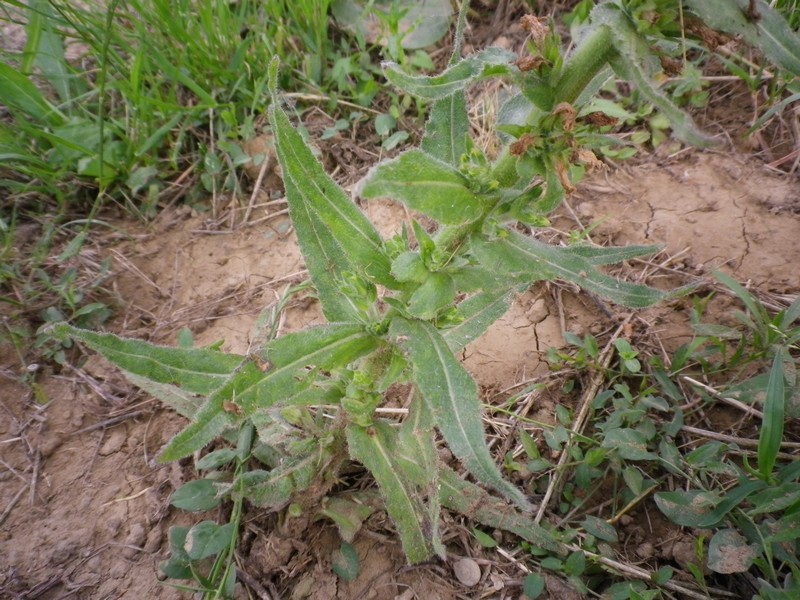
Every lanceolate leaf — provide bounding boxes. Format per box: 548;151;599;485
470;229;672;308
281;175;360;322
422;91;469;168
396;394;445;558
389;318;533;511
439;466;563;553
160;324;380;461
590;5;714;148
384;47;515;100
0;62;64;125
347;420;441;563
268;60;393;313
49;323;241;394
358;149;487;225
443;287;516;352
685;0;800;78
759;352;786;479
564;243;662;266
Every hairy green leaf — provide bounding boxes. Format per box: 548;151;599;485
269;65;393;318
470;229;673;308
347;420;442;563
564;243;662;266
591;5;714;147
422;91;469;168
407;272;456;319
160;324;379;461
48;323;241;394
443;287;516;352
235;454;320;508
184;521;235;560
707;529;758;574
396;394;445;558
384;47;515;100
654;490;719;527
390;318;532;510
439;466;562;553
358;149;487;225
685;0;800;78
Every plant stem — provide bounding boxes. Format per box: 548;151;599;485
553;25;616;105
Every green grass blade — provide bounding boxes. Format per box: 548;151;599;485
27;0;72;105
384;47;515;100
48;323;242;394
347;420;439;563
389;318;533;511
0;62;64;125
713;270;770;338
358;149;487;225
759;352;787;480
685;0;800;78
439;466;563;553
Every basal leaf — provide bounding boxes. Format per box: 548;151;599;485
389;318;533;510
347;420;442;563
439;466;562;553
384;47;515;100
422;91;469;168
685;0;800;78
235;454;319;508
470;229;673;308
184;521;235;561
160;324;379;461
125;372;204;418
358;149;487;225
601;428;657;461
234;324;381;415
564;243;662;266
48;323;242;394
396;393;445;558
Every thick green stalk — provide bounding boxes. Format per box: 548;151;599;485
553;25;616;105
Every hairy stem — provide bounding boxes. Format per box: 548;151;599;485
553;25;616;105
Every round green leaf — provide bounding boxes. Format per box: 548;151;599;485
170;479;222;511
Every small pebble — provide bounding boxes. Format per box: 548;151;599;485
453;557;481;587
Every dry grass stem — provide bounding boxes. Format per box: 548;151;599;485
682;376;765;419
